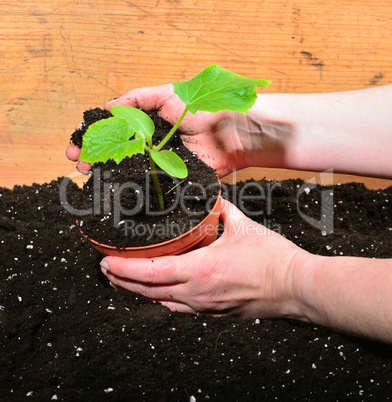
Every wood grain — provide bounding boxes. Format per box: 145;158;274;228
1;0;391;189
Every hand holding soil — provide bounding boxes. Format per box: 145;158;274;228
103;83;259;177
66;77;275;177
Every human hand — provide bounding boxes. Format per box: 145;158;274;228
100;198;308;319
66;84;292;176
65;84;246;176
104;84;260;177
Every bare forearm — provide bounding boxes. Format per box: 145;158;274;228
247;85;392;178
293;254;392;343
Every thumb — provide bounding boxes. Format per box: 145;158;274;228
219;198;248;227
207;198;249;244
101;252;193;285
105;83;174;111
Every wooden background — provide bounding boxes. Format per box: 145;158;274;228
1;0;391;189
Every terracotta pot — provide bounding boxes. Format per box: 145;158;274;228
77;192;222;258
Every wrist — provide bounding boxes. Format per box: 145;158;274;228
286;249;327;323
237;94;301;170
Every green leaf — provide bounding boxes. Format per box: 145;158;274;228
173;64;271;115
111;105;155;143
150;149;188;179
80;117;145;164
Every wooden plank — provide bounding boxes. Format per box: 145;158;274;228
0;0;391;189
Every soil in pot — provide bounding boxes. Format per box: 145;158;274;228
69;108;220;249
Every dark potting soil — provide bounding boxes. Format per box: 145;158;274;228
1;176;392;401
70;107;113;148
69;108;219;248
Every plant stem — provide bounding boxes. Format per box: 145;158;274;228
155;106;188;151
146;105;188;210
147;150;164;210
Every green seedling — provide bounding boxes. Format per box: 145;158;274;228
80;64;271;209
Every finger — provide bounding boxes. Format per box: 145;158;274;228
76;161;91;175
66;144;81;162
104;270;186;301
160;301;229;317
205;198;249;245
104;83;174;111
75;121;83;130
219;198;278;239
159;301;196;314
101;254;191;285
219;198;247;227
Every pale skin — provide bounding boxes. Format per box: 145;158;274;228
66;84;392;343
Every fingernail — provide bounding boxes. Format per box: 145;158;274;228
101;260;109;274
105;98;117;108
